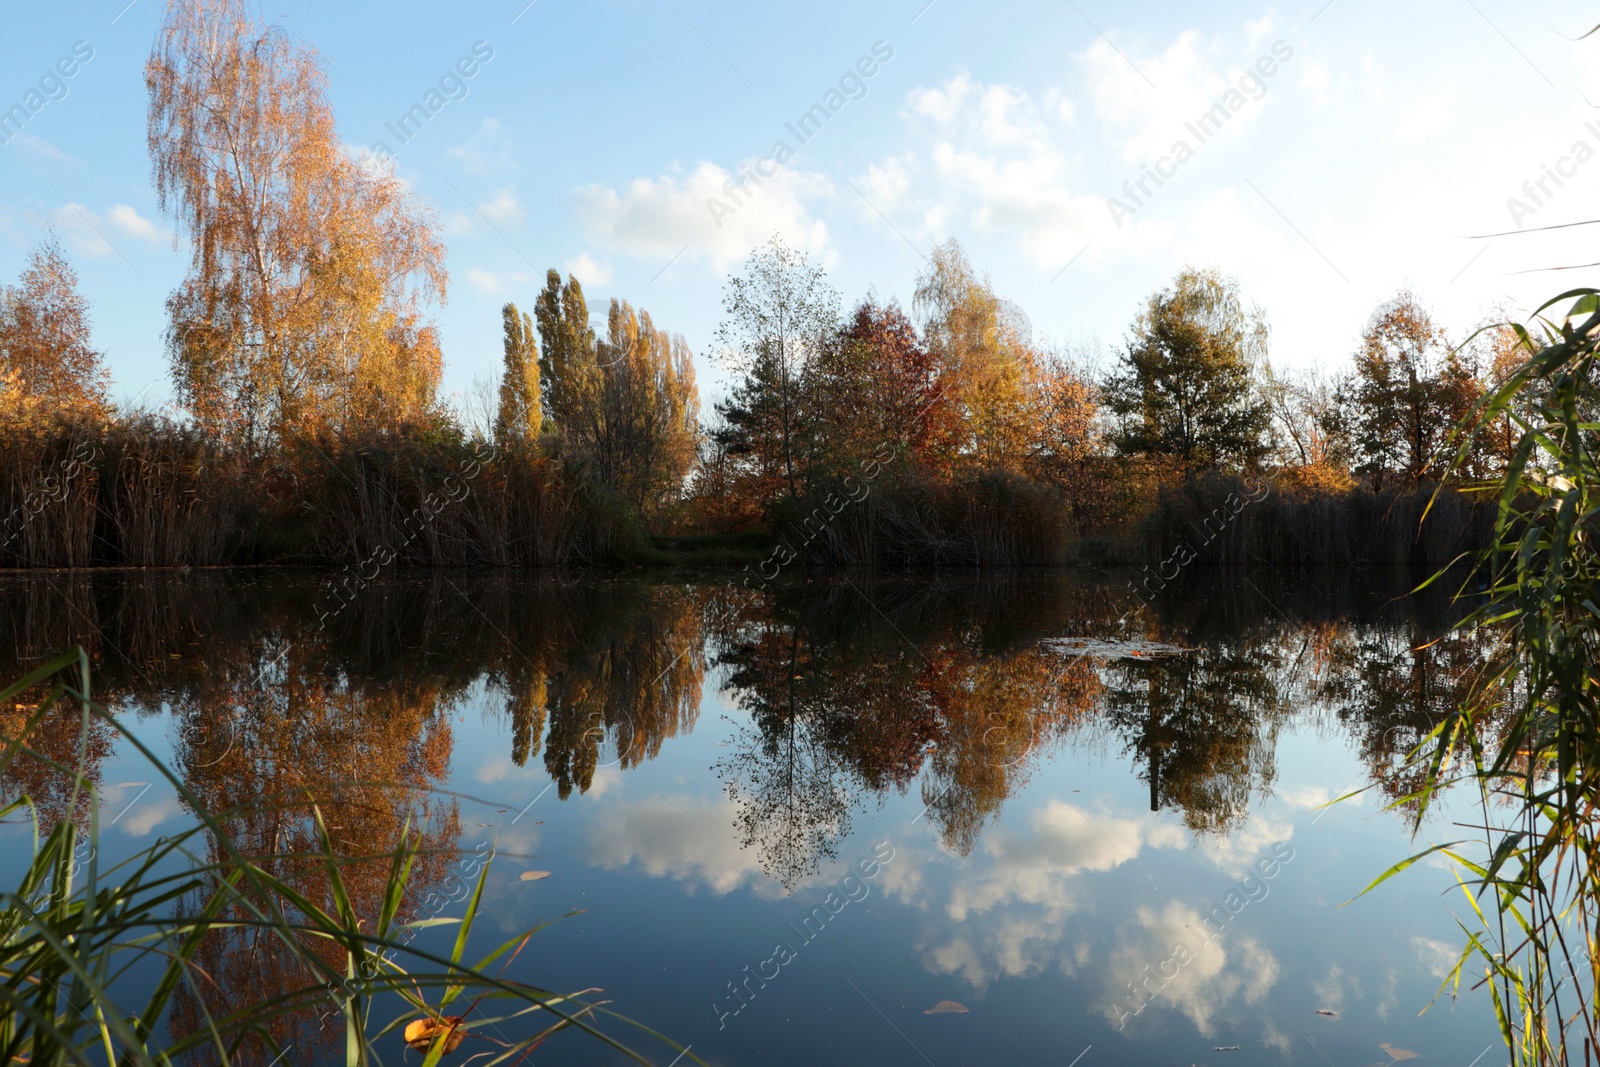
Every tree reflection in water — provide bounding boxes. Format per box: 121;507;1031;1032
0;566;1491;1056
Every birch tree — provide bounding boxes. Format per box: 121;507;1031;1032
0;236;109;420
147;0;447;443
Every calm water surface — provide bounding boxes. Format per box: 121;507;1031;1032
0;569;1502;1065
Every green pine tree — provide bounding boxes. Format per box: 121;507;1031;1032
1105;268;1270;471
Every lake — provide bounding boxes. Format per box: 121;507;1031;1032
0;568;1503;1065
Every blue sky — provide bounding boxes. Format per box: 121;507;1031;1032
3;0;1598;411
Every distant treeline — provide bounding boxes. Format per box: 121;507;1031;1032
0;0;1516;569
0;231;1508;570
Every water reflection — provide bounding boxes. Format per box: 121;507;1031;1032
0;570;1479;852
0;567;1485;1059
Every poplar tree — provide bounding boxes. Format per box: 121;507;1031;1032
494;302;541;445
533;269;698;516
533;269;596;433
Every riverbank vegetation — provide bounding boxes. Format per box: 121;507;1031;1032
1365;288;1600;1065
0;0;1521;571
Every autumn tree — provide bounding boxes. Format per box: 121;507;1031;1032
686;409;761;532
534;268;596;432
0;235;109;420
913;239;1033;472
147;0;448;443
533;270;698;518
494;302;541;445
1348;291;1479;489
1023;351;1098;485
1470;321;1531;478
714;237;840;500
807;297;951;475
1104;268;1270;471
594;298;699;515
1257;364;1355;494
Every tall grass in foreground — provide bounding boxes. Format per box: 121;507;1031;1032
1366;290;1600;1065
0;648;693;1066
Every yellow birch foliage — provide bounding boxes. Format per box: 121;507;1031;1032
147;0;447;443
0;236;110;424
913;239;1035;472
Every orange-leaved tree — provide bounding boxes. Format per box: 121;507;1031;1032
147;0;447;444
0;235;110;424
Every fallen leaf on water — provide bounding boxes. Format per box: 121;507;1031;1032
404;1017;465;1054
520;870;551;881
1380;1043;1420;1061
1315;1009;1340;1017
1214;1046;1241;1051
924;1000;968;1015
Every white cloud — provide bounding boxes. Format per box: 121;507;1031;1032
50;203;116;258
884;72;1163;266
948;800;1187;922
1412;935;1459;978
1311;962;1357;1014
479;186;526;226
448;117;515;176
587;792;770;896
910;801;1188;988
1394;90;1453;142
107;204;168;244
465;267;537;295
857;154;914;215
576;160;832;271
13;133;68;162
1191;812;1293;878
1299;58;1335;107
1277;783;1331;810
1361;53;1384;105
474;752;551;785
1100;901;1281;1036
44;202;169;258
564;252;612;286
1081;30;1230;162
908;72;977;126
116;794;184;837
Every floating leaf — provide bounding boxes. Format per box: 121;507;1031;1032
404;1017;465;1054
1380;1043;1420;1061
1041;637;1193;660
1214;1046;1241;1052
520;870;551;881
924;1000;968;1014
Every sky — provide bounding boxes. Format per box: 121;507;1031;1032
3;0;1600;413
